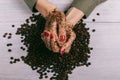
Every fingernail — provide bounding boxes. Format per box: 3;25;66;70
59;35;65;42
44;32;49;37
50;34;54;39
61;49;65;55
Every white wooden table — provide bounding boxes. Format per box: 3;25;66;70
0;0;120;80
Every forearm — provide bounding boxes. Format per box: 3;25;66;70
35;0;57;17
66;7;84;27
71;0;107;17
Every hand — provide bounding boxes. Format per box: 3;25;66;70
36;0;67;52
59;7;85;54
41;9;67;53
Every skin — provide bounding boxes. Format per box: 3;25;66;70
36;0;84;54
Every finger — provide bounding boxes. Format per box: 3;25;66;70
65;45;71;53
43;30;51;50
56;12;67;46
50;33;60;53
41;32;49;49
58;24;66;43
50;20;60;53
60;30;76;54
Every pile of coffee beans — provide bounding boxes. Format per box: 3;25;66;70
3;12;95;80
14;14;92;80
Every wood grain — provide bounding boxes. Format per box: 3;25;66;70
0;0;120;80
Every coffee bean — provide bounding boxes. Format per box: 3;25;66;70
10;61;13;64
10;57;14;60
45;76;48;78
92;19;96;22
8;49;12;52
12;25;15;28
8;36;11;39
90;47;93;50
96;13;100;16
9;33;12;35
92;29;96;32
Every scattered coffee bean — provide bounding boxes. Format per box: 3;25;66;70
26;19;29;23
45;76;48;78
12;25;15;28
90;47;93;50
10;57;14;60
96;13;100;16
8;49;12;52
10;61;13;64
92;29;96;32
9;33;12;35
92;19;96;22
8;36;11;39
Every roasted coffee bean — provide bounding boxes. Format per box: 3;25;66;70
10;57;14;60
10;61;13;64
92;29;96;32
9;33;12;35
92;19;96;22
12;25;15;28
8;49;12;52
21;56;25;60
45;76;48;78
8;36;11;39
26;19;29;23
96;13;100;16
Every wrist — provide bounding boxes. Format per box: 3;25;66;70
66;7;84;26
35;0;57;17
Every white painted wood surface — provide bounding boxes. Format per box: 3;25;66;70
0;0;120;80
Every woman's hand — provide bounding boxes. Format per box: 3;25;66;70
41;9;67;53
60;7;85;54
35;0;67;52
